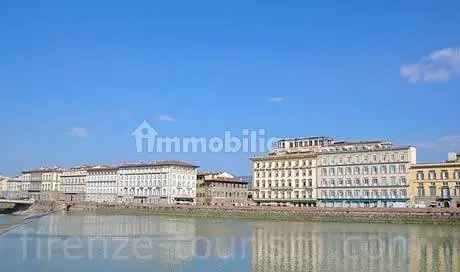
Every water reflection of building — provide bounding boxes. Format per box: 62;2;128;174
251;221;460;272
408;226;460;272
39;214;198;263
251;222;320;272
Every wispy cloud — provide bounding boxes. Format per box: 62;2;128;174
268;97;285;103
157;114;176;122
401;47;460;83
416;135;460;151
69;127;89;138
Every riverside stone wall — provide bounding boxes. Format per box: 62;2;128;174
67;202;460;225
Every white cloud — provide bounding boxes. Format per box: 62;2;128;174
69;127;88;138
158;114;176;122
268;97;285;103
401;47;460;83
417;135;460;151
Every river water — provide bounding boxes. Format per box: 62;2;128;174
0;213;459;272
0;214;25;234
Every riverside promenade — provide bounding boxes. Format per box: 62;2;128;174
64;202;460;225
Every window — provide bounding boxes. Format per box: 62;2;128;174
400;177;407;185
399;165;406;174
354;167;360;175
330;179;336;187
417;171;424;181
329;168;335;176
380;166;387;174
346;167;352;175
430;186;437;196
389;165;396;174
338;168;344;175
441;171;449;180
363;166;369;175
363;178;369;186
355;178;361;186
372;166;378;174
337;179;344;186
372;178;378;186
401;189;407;198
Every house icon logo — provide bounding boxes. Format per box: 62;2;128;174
132;120;158;152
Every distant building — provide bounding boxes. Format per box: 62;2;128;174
86;165;118;203
410;153;460;208
22;167;64;201
117;161;198;204
238;176;253;188
5;178;28;200
196;172;250;206
61;166;91;202
0;176;8;198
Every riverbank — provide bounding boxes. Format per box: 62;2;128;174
0;202;61;235
68;203;460;225
0;214;26;235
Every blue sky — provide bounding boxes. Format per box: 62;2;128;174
1;1;459;176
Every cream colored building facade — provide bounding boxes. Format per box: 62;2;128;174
5;178;28;199
117;161;198;204
22;167;63;201
317;142;416;208
0;176;8;198
410;153;460;208
86;165;118;203
251;137;324;207
251;136;416;207
61;166;90;202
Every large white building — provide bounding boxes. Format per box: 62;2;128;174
22;167;64;201
251;137;327;207
4;178;28;200
86;165;119;203
61;166;91;202
251;137;416;207
117;161;198;204
317;141;416;208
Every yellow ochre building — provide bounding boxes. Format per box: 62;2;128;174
410;153;460;208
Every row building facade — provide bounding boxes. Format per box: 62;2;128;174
117;161;198;204
410;153;460;208
196;171;249;206
251;136;417;208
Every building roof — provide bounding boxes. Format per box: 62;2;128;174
86;165;118;171
331;140;389;146
22;166;65;174
411;161;460;169
277;136;334;142
119;160;198;169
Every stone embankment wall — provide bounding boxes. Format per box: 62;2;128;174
25;201;64;215
68;202;460;225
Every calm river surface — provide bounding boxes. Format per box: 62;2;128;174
0;213;459;272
